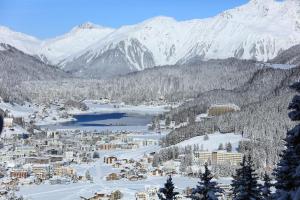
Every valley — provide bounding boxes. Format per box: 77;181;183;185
1;0;300;199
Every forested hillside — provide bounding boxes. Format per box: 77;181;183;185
0;43;69;102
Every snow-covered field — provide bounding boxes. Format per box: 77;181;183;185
175;132;244;152
0;102;35;118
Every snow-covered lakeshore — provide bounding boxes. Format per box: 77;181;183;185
38;102;171;132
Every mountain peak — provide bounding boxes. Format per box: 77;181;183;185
78;22;98;29
72;22;107;31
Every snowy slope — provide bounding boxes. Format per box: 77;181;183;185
179;0;300;63
0;26;41;55
40;22;115;64
175;132;244;152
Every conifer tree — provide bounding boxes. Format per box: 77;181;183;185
274;82;300;199
231;155;262;200
260;172;272;200
158;175;179;200
191;163;223;200
218;143;224;150
226;142;233;152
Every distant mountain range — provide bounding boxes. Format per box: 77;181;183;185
1;0;300;78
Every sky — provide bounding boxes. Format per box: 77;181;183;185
0;0;249;39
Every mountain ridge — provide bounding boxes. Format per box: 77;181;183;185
1;0;300;77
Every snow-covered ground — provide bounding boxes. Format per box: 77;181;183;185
265;63;297;69
195;113;208;122
175;132;244;152
0;102;35;118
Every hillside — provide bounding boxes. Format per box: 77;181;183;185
0;43;69;102
271;44;300;66
21;58;263;103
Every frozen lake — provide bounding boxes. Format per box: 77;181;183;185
41;103;168;132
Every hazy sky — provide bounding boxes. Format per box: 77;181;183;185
0;0;248;39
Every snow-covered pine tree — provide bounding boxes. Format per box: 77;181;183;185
218;143;224;150
226;142;232;152
261;172;272;200
158;175;179;200
231;155;262;200
191;163;223;200
274;82;300;199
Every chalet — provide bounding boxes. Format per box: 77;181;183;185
106;173;120;181
80;192;109;200
103;156;117;164
151;168;163;176
128;175;145;181
110;190;122;200
80;190;122;200
135;192;147;200
128;175;139;181
112;162;122;168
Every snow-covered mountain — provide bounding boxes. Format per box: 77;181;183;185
0;26;41;55
1;0;300;77
59;0;300;77
40;22;115;64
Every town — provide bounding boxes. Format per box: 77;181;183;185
0;100;247;200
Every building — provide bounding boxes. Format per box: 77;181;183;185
80;190;122;200
53;166;76;177
194;151;212;165
211;151;242;166
194;151;243;166
25;157;50;164
110;190;122;200
3;118;13;128
32;164;51;180
135;192;147;200
10;169;28;179
142;139;158;146
208;104;240;117
103;156;117;164
106;173;120;181
151;169;163;176
98;143;117;150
